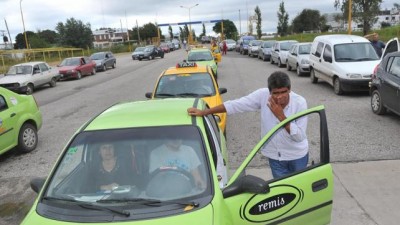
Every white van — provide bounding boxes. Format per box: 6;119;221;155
309;34;380;95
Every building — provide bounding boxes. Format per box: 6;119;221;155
92;28;129;49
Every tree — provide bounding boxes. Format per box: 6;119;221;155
393;3;400;10
200;23;206;37
183;24;189;39
179;27;185;41
291;9;327;33
255;6;262;39
14;31;35;49
56;17;93;48
277;1;289;37
334;0;382;35
212;20;238;39
37;29;58;45
168;25;173;40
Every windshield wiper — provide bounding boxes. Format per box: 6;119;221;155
176;93;201;97
155;93;176;97
98;198;199;207
335;57;354;61
43;196;130;217
355;57;377;61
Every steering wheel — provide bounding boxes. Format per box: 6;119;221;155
145;167;195;198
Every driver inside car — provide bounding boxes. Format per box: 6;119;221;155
149;139;206;190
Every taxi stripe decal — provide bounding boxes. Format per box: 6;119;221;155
265;200;333;225
191;98;200;126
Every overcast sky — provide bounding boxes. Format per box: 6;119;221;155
0;0;398;42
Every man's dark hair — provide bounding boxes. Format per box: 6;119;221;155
267;71;291;91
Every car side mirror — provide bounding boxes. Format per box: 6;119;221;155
30;177;46;194
222;175;270;198
219;87;227;94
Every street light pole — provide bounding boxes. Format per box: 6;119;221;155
20;0;29;49
180;3;198;44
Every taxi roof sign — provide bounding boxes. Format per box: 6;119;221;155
176;62;197;68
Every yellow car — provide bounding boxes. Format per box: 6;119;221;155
187;48;219;79
145;62;227;132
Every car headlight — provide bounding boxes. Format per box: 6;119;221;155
96;62;101;66
300;59;309;64
14;83;21;87
346;73;362;79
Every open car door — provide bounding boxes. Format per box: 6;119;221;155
381;37;399;59
223;105;333;225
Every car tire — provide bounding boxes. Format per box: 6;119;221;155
76;71;82;80
270;57;274;64
333;77;343;95
17;123;38;153
102;64;107;71
26;84;34;95
161;54;164;58
286;62;292;71
310;69;318;83
49;78;57;87
263;55;267;61
112;61;116;69
296;65;303;76
277;58;282;67
149;55;153;60
371;90;386;115
91;67;96;75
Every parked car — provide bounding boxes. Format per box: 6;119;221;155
238;35;256;55
137;45;165;61
380;37;399;60
187;48;218;78
89;51;116;72
225;39;236;51
145;61;227;132
201;36;211;44
22;99;333;225
258;40;276;61
159;43;170;53
248;40;263;57
286;42;312;76
58;57;96;80
132;47;146;60
172;39;180;49
167;42;175;51
0;61;59;94
309;34;380;95
370;51;400;116
0;87;42;155
270;40;298;67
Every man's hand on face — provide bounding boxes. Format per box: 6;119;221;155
268;96;286;122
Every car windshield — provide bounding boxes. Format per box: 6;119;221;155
298;44;311;54
226;40;235;44
243;39;251;44
188;51;213;61
334;43;379;62
134;47;145;52
144;47;153;52
263;42;275;48
44;126;211;204
251;40;262;46
280;42;297;51
60;58;80;66
90;53;105;60
155;73;216;97
7;65;32;75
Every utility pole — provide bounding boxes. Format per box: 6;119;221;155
136;20;141;46
347;0;352;34
239;9;242;36
4;19;13;49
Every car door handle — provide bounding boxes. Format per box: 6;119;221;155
312;179;328;192
10;113;16;117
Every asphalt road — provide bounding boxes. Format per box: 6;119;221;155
1;48;400;224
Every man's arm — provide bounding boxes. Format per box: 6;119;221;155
187;104;227;116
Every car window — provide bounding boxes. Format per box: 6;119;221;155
298;44;311;54
314;42;324;57
334;43;379;62
323;45;332;62
90;53;104;60
60;58;80;66
382;40;399;58
44;126;211;202
0;95;7;111
188;51;213;61
155;73;216;96
7;65;32;75
38;63;49;72
388;56;400;76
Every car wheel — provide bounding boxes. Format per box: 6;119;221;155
277;58;282;67
270;57;274;64
161;54;164;58
26;84;34;95
310;69;318;83
17;123;38;153
371;90;386;115
91;67;96;75
263;55;267;61
286;62;292;71
149;55;153;60
49;78;57;87
296;65;302;76
102;64;107;71
333;77;343;95
112;61;116;69
76;71;82;80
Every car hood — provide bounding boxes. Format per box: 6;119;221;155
21;203;214;224
335;60;380;75
58;66;78;71
192;61;216;68
92;59;104;64
0;74;31;84
132;51;144;55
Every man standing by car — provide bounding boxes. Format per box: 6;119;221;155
364;32;386;58
187;71;309;178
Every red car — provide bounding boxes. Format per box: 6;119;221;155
58;56;96;80
160;43;170;53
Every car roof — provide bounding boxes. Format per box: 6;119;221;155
277;40;298;43
13;61;46;66
189;48;211;52
163;64;209;75
313;34;369;45
84;98;206;131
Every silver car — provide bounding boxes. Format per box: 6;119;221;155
248;40;263;57
0;61;59;94
286;42;312;76
258;40;276;61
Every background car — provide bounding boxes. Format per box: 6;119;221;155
0;61;59;94
131;47;145;60
286;42;312;76
247;40;262;57
137;45;164;61
145;62;227;132
201;36;211;44
238;35;255;55
187;48;218;78
225;39;236;51
370;51;400;116
270;40;298;67
0;87;42;155
57;57;96;80
258;40;276;61
90;51;116;72
159;43;170;53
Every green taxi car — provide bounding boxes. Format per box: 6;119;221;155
0;87;42;155
187;48;218;79
22;98;333;225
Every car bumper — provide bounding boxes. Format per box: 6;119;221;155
59;73;77;79
299;64;310;73
339;78;370;92
0;84;27;93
